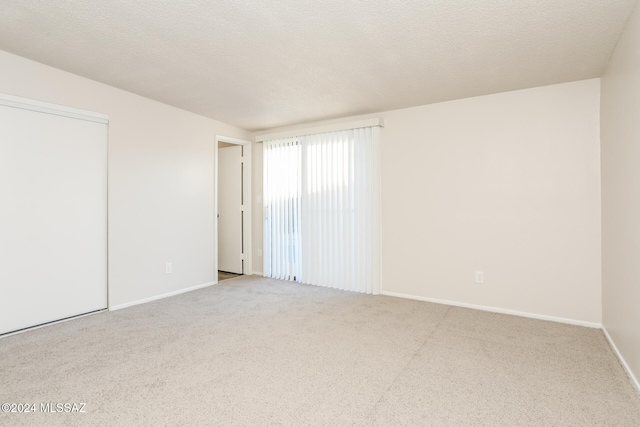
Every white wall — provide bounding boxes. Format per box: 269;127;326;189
0;50;253;308
601;2;640;388
255;79;602;324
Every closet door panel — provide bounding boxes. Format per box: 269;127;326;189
0;102;107;335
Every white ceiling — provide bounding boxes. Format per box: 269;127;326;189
0;1;636;132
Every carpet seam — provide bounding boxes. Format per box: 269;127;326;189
363;305;453;421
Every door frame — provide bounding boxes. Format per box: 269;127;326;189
214;135;252;279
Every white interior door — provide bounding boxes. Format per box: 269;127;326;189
0;96;108;335
218;145;243;274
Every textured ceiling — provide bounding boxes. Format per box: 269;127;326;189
0;0;637;131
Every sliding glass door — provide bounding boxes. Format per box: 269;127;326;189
263;126;380;294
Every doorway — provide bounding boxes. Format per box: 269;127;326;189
215;136;252;282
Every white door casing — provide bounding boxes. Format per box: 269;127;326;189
218;145;243;274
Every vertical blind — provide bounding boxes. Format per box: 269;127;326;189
264;126;380;294
263;137;301;281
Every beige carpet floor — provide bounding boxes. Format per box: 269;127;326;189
1;275;639;426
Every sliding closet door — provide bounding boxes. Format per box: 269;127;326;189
0;95;108;335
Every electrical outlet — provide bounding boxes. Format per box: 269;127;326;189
475;271;484;284
257;249;262;257
166;263;172;274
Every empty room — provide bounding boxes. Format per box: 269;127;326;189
1;1;640;426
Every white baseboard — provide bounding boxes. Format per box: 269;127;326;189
109;281;217;311
602;326;640;393
252;271;264;276
381;291;602;328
